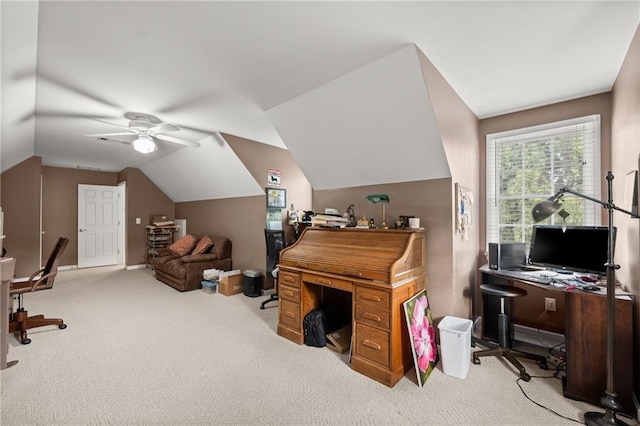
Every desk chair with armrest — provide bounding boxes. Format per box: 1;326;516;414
472;283;547;381
9;237;69;344
260;230;285;310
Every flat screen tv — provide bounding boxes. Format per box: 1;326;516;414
529;225;615;276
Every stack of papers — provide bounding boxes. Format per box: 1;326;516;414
311;214;349;228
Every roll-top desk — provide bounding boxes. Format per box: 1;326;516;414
277;227;426;387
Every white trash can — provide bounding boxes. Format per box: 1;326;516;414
438;316;473;379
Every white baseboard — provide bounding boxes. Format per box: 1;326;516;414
59;265;78;271
262;288;275;296
126;264;147;270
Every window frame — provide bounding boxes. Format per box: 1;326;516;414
486;115;602;247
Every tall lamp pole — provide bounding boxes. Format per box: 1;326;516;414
531;171;639;426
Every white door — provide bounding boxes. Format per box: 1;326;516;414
78;184;118;268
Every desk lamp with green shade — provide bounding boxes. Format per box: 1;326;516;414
366;194;390;229
531;171;639;426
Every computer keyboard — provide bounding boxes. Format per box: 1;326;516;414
493;269;554;285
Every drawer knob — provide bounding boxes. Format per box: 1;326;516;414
361;294;381;302
362;339;381;351
283;290;295;297
362;312;381;322
282;276;295;283
285;311;295;318
317;278;332;285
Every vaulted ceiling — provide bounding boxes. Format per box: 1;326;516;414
2;1;639;201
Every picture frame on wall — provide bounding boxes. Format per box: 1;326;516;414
266;188;286;209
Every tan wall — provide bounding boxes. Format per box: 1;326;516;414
42;166;118;266
0;156;42;277
117;168;175;266
611;23;640;397
176;135;312;288
1;159;174;273
418;47;481;320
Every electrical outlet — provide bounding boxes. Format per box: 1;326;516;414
545;297;557;312
136;217;141;225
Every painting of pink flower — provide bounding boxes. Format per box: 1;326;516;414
403;290;439;386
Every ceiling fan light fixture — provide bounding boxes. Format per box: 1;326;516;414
133;135;156;154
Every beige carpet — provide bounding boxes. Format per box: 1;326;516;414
0;266;619;425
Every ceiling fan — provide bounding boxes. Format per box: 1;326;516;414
85;112;201;154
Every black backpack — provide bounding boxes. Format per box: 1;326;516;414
303;307;341;347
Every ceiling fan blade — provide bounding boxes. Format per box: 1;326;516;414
85;132;136;137
172;123;225;146
89;118;131;129
95;136;134;145
13;69;121;109
150;123;180;133
155;133;201;148
19;111;119;123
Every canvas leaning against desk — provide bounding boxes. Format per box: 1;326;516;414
276;227;427;388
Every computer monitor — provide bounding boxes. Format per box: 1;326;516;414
529;225;615;276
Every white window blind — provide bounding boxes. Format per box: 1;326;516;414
486;115;601;248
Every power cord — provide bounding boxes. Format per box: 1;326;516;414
516;373;640;425
515;374;583;424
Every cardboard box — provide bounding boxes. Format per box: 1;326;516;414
219;274;243;296
326;325;352;354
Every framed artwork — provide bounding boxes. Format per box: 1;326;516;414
403;289;438;386
455;183;474;238
266;188;286;209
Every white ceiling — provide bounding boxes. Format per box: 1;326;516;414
2;1;639;201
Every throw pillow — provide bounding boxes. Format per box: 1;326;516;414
169;235;197;256
191;235;214;255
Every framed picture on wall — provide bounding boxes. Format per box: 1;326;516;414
266;188;286;209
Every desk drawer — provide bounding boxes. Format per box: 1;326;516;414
302;273;352;292
279;270;300;288
278;283;300;303
354;304;390;331
354;323;390;368
355;286;390;310
279;299;301;332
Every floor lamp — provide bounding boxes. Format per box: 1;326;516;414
531;171;639;426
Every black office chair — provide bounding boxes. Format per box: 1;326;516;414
472;284;547;381
260;229;285;310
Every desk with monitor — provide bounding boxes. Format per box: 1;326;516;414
479;265;634;415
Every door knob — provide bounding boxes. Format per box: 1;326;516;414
79;229;87;232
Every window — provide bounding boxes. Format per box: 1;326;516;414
486;115;601;248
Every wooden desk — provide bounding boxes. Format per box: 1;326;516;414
479;266;634;415
277;228;426;387
1;257;17;370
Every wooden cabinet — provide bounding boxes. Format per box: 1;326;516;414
145;226;178;268
277;228;425;387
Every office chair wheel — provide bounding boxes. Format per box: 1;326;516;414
520;372;531;382
472;355;480;365
21;336;31;345
59;324;67;329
